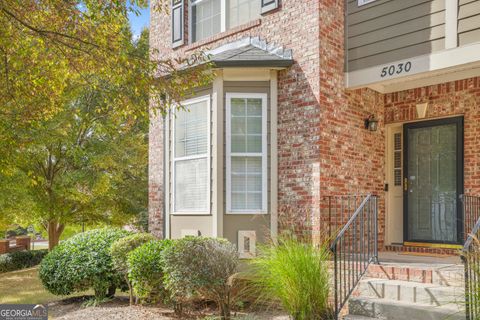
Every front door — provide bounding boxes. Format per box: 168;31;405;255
403;117;464;244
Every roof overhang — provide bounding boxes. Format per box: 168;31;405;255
208;37;294;69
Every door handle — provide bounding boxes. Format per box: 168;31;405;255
404;178;408;192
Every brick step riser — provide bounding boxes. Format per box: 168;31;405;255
366;265;464;287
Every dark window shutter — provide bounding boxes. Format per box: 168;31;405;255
171;0;184;48
261;0;278;14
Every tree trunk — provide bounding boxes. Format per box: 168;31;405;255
48;220;65;250
125;275;134;305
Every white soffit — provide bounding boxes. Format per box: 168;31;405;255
346;42;480;93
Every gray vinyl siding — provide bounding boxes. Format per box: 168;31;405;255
168;86;213;239
223;81;271;245
458;0;480;46
346;0;446;72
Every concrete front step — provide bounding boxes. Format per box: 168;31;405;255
355;278;465;306
348;296;465;320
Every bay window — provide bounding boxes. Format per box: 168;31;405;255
226;93;267;214
173;96;210;214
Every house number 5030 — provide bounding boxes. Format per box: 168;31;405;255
380;61;412;78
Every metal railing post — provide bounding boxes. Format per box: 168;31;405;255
333;242;339;320
373;196;379;264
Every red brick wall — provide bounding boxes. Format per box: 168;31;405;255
149;112;165;238
384;77;480;195
317;0;386;245
149;0;323;239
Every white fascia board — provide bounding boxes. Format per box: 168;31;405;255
346;42;480;92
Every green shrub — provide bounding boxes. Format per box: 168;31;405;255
163;237;239;319
248;236;332;320
0;249;48;273
111;233;156;304
39;228;131;300
127;239;172;303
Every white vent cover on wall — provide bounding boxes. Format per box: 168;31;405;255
181;229;200;238
238;231;256;259
358;0;376;6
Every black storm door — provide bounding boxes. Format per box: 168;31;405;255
403;117;464;244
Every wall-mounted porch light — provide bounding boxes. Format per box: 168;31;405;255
364;114;379;132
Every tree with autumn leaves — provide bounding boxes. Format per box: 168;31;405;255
0;1;212;249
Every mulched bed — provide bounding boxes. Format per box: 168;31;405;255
49;296;289;320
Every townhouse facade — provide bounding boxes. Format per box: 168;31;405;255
149;0;480;256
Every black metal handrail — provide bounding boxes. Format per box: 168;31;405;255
321;194;368;242
329;194;379;319
461;194;480;320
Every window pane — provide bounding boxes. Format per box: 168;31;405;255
227;0;261;29
231;156;262;211
246;193;262;210
192;0;221;42
247;117;262;134
247;98;262;116
246;135;262;152
247;157;262;173
247;175;262;192
231;98;246;116
174;100;208;158
175;158;208;212
232;193;246;210
231;117;246;134
231;135;246;153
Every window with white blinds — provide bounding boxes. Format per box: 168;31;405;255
227;0;261;29
173;96;210;213
188;0;271;44
190;0;222;43
226;93;267;214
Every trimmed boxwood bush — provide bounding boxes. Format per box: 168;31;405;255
110;233;156;304
127;239;172;303
162;237;239;319
0;249;48;273
39;228;132;300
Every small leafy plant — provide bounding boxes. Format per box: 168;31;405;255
248;236;333;320
127;239;172;303
162;237;239;319
39;228;131;301
111;233;156;305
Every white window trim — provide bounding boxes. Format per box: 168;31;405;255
357;0;376;6
226;92;268;215
171;95;211;215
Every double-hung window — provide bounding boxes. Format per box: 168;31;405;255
226;93;267;214
189;0;261;43
172;96;210;214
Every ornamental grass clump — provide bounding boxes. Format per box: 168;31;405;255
127;239;173;303
162;237;239;319
39;228;131;301
110;233;156;304
248;236;333;320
